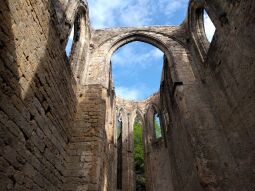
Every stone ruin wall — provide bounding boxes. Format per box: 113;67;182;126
0;0;80;190
115;95;174;191
0;0;255;191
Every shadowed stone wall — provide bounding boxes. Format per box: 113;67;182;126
0;0;81;190
0;0;254;191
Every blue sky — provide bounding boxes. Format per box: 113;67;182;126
111;42;164;100
66;0;215;100
87;0;189;28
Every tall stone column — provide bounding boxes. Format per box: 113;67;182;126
121;112;135;191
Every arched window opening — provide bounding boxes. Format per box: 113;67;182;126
189;5;217;59
203;10;216;42
65;25;74;57
116;112;123;190
111;42;164;101
133;119;146;191
116;113;122;140
154;113;162;139
65;11;86;58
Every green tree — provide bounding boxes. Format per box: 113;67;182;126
133;121;144;173
133;120;146;190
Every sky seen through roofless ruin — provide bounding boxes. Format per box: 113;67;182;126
66;0;216;100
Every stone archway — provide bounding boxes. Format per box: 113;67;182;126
81;26;194;87
87;26;198;191
115;93;174;191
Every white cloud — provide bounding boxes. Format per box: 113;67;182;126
158;0;188;17
115;83;154;100
111;45;134;67
119;0;153;26
204;11;216;42
87;0;127;28
69;26;74;39
87;0;189;28
152;48;164;58
111;44;163;69
116;87;140;100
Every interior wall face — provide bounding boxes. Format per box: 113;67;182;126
0;0;77;190
204;1;255;190
186;0;255;190
115;95;174;191
115;99;139;191
1;0;255;191
144;105;174;191
64;83;117;191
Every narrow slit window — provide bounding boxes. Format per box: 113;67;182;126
154;113;162;139
65;11;84;58
65;25;74;57
117;113;122;189
203;10;216;42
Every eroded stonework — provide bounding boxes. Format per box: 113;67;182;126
0;0;255;191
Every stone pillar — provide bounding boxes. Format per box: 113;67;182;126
64;85;107;191
121;111;135;191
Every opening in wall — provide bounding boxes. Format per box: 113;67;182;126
133;119;146;190
65;25;74;57
116;112;123;190
154;113;162;139
111;42;164;101
65;10;86;58
203;10;216;42
189;5;218;59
